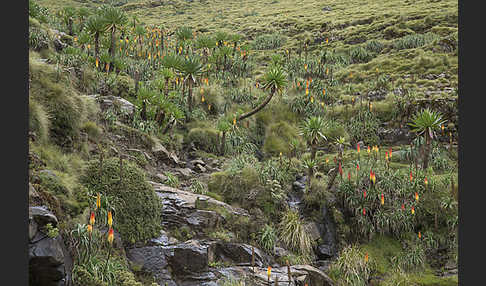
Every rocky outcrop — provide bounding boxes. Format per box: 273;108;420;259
209;242;270;267
29;206;72;286
150;182;249;233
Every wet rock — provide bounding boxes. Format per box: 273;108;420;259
29;207;70;286
304;222;321;242
209;242;269;267
170;240;209;274
30;206;58;228
126;246;175;285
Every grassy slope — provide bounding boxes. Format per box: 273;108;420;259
39;0;458;94
33;0;458;285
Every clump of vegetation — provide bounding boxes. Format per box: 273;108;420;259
81;157;162;244
278;210;314;257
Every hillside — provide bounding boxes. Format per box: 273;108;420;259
29;0;458;285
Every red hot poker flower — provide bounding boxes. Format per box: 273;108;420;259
357;144;360;153
89;212;95;225
108;227;114;245
362;208;366;215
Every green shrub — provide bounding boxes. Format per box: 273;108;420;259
187;127;220;154
29;25;51;51
349;46;373;63
252;33;285;50
258;224;277;253
80;157;162;244
81;121;102;142
278;210;314;256
365;40;385;53
262;121;304;157
208;167;261;205
393;32;440;50
345;110;380;146
328;244;373;286
29;99;49;143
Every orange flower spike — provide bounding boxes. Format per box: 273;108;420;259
389;147;392;158
96;193;101;209
357;144;360;153
326;67;329;75
89;212;95;225
418;231;422;239
233;118;236;126
424;177;428;186
367;146;371;154
325;158;329;164
381;193;384;205
411;206;415;215
385;152;389;161
365;252;369;262
107;211;113;227
87;224;93;235
95;58;99;68
322;89;326;96
108;227;114;245
415;192;419;202
410;171;413;182
305;87;309;96
267;266;272;278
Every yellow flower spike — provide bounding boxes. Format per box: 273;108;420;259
208;104;212;111
87;44;91;49
326;38;329;44
95;58;99;68
267;266;272;278
310;96;314;103
87;224;93;235
201;95;205;103
321;102;325;108
96;193;101;209
305;88;309;96
365;253;368;262
233;118;237;126
325;158;329;163
326;68;329;75
107;211;113;227
105;63;109;72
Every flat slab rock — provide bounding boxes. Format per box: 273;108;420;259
150;182;249;217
